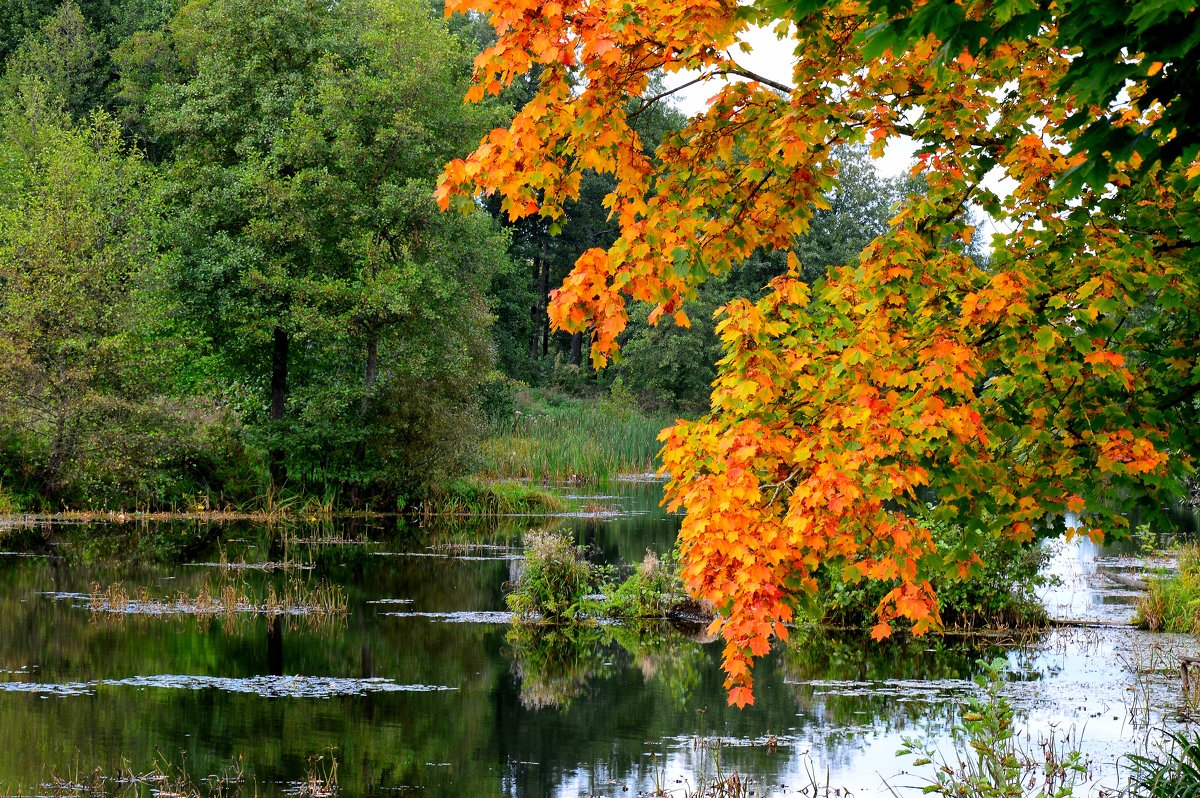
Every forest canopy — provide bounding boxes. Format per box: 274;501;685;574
438;0;1200;704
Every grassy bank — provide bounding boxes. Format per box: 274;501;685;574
1136;544;1200;632
0;478;563;524
420;479;564;516
479;386;672;483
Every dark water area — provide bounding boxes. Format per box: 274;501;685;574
0;485;1197;796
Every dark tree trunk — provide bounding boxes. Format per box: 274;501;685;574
569;332;583;365
267;617;283;676
539;242;550;357
350;333;379;507
529;253;542;359
269;325;289;488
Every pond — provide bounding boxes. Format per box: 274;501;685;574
0;483;1196;796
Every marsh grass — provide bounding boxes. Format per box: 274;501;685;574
1136;545;1200;633
664;740;765;798
287;753;338;798
88;576;347;624
1122;730;1200;797
28;753;248;797
421;479;564;518
479;390;669;483
210;547;313;573
507;533;704;624
606;550;705;621
277;521;369;546
507;532;596;622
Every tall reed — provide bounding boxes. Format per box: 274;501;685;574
479;392;670;483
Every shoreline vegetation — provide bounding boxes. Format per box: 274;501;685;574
0;387;665;518
506;528;1053;636
0;478;564;524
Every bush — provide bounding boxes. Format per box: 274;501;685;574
895;657;1088;798
507;535;706;624
605;550;696;620
507;532;597;622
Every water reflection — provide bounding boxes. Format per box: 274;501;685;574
0;486;1196;796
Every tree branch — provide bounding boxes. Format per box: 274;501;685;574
720;67;794;96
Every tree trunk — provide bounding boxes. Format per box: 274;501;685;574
350;333;379;506
529;253;542;359
539;242;550;357
569;332;583;365
269;325;289;488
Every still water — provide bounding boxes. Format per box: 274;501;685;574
0;482;1195;796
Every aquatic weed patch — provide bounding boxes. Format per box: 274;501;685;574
420;478;564;517
86;576;347;622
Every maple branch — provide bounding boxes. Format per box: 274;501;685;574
1159;379;1200;411
763;467;801;506
720;67;794;96
631;75;712;118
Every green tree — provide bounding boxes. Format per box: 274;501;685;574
118;0;509;501
0;1;106;121
0;112;171;503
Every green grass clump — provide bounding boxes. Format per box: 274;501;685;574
605;550;696;620
479;388;670;483
1136;545;1200;632
427;478;563;516
1122;730;1200;797
508;532;597;622
0;483;22;514
507;533;704;624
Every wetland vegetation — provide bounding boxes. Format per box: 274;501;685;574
0;0;1198;794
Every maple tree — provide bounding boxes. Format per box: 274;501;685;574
438;0;1200;705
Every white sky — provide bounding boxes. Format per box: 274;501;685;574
660;25;1016;249
664;25;922;178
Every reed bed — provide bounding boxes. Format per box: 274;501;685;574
479;394;670;483
88;577;347;621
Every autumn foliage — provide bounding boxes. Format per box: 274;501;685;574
438;0;1200;705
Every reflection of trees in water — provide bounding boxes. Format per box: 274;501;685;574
506;624;611;709
505;623;708;710
607;624;707;706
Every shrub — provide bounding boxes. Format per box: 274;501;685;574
605;550;697;620
895;657;1089;798
507;532;596;622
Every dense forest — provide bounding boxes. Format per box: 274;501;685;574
0;0;931;512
